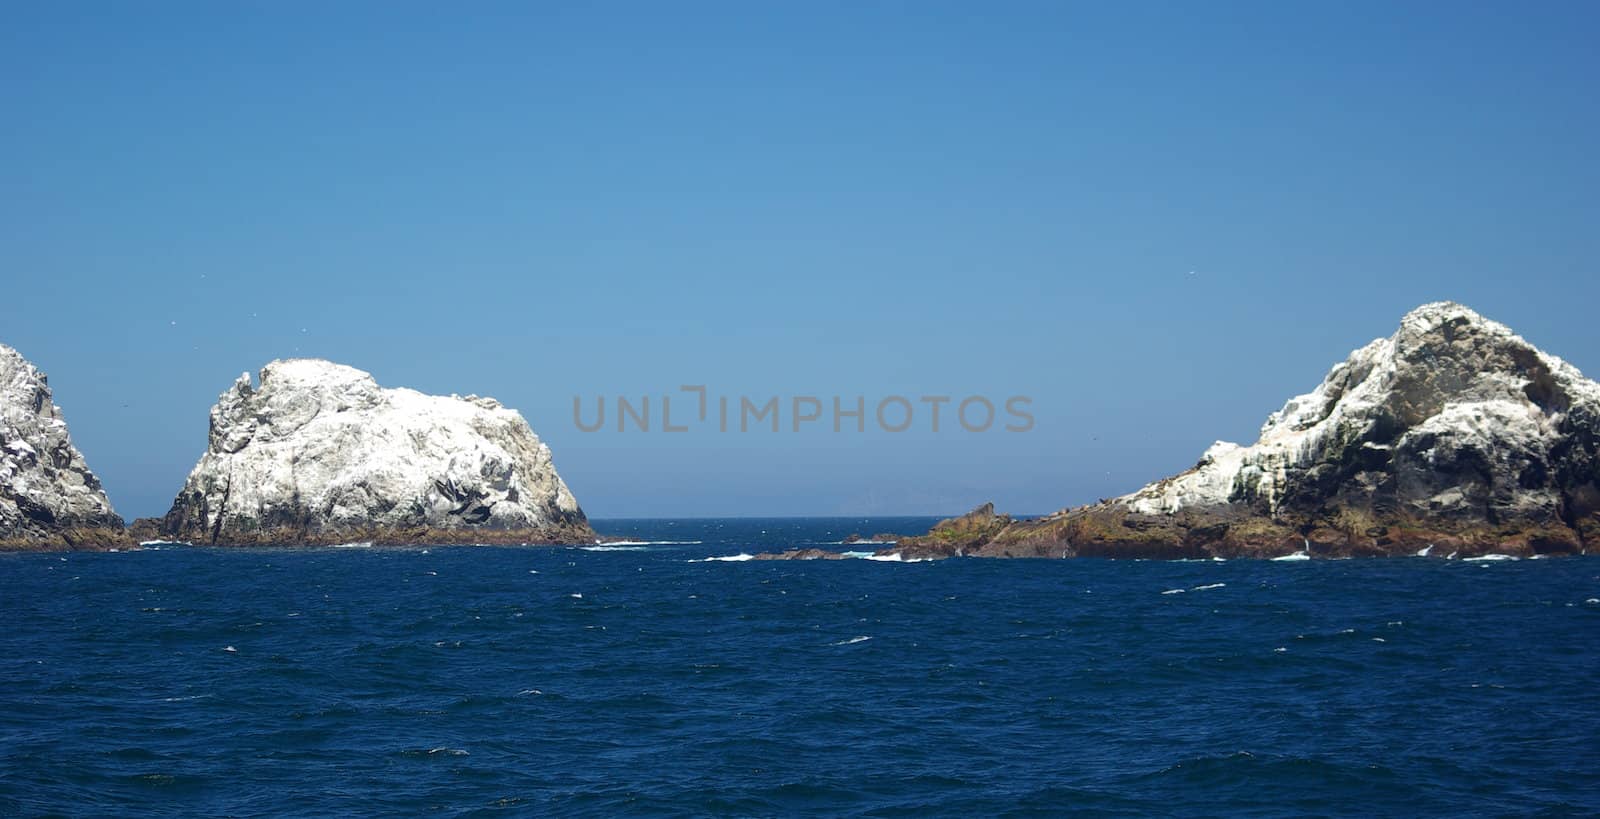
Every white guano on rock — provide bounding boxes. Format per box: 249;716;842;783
161;359;589;545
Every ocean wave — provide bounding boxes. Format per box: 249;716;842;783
592;540;703;546
689;554;755;562
1463;554;1518;562
830;636;872;646
1270;553;1311;562
330;541;373;549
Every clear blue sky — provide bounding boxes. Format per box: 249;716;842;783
3;2;1597;520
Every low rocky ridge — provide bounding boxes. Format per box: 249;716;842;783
0;344;127;550
889;302;1600;560
159;359;594;546
752;548;849;561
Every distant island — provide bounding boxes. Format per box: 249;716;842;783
863;302;1598;560
0;353;592;550
0;344;127;550
5;302;1599;558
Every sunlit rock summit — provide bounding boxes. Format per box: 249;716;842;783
893;302;1600;559
0;344;126;549
160;359;592;546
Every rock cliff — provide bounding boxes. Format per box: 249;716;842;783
160;359;593;546
892;302;1600;560
0;344;127;550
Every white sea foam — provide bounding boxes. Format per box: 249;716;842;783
831;636;872;646
1416;544;1434;557
427;748;469;756
1192;583;1226;591
1464;554;1518;562
592;540;705;547
691;553;755;562
139;539;190;547
222;646;237;653
569;593;583;599
579;545;652;552
861;553;929;563
1271;553;1311;562
330;541;373;549
1161;588;1185;595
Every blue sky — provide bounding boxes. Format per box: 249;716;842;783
3;2;1597;519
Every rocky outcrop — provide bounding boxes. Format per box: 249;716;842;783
0;344;127;550
892;303;1600;559
751;548;850;561
160;359;593;546
841;533;901;545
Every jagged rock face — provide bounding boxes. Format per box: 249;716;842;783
0;344;126;549
897;303;1600;559
161;359;593;546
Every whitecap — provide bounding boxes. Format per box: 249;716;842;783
1192;583;1226;591
222;646;237;653
593;540;703;546
139;539;189;547
427;747;469;756
861;553;929;563
1416;544;1434;557
1464;554;1518;562
330;541;373;549
690;554;754;562
579;545;652;552
569;593;583;599
1161;588;1185;595
1271;553;1311;562
830;636;872;646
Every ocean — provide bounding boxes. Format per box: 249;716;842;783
2;517;1597;817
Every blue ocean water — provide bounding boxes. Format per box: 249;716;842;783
3;517;1598;817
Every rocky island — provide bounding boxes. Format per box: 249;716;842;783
880;302;1600;560
0;344;127;550
156;359;593;546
